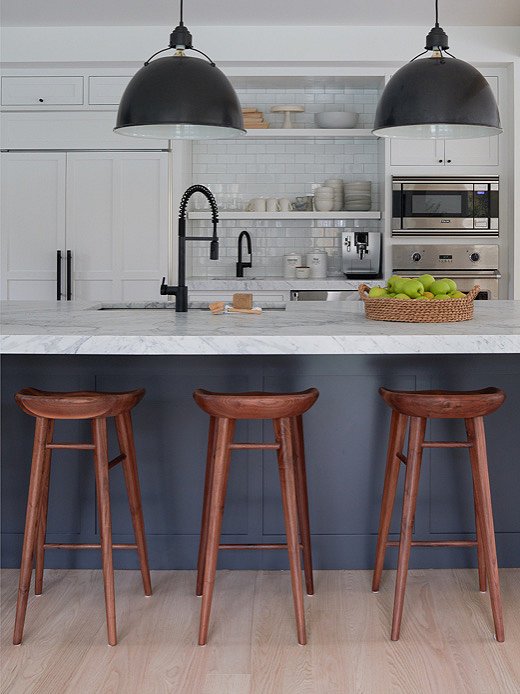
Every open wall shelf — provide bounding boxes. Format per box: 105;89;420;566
188;211;382;220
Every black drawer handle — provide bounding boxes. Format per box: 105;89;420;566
38;98;44;103
66;250;72;300
56;250;62;301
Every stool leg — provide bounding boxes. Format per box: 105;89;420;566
391;416;425;641
466;417;504;642
13;417;49;644
35;419;54;595
372;411;407;592
275;417;307;645
473;477;487;593
198;417;235;646
196;415;216;597
292;415;314;596
115;411;152;597
92;417;117;646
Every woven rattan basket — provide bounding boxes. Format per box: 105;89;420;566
358;284;480;323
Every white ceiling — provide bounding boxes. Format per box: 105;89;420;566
2;0;520;27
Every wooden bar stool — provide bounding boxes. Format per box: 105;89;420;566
13;387;152;646
373;386;506;642
193;387;319;646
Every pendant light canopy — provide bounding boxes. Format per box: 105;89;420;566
373;1;501;139
115;1;245;140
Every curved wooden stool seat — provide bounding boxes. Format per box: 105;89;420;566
13;387;151;646
379;386;505;419
16;387;145;420
194;388;318;420
193;388;319;646
373;386;506;642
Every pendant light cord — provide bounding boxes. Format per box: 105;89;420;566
435;0;439;26
179;0;184;25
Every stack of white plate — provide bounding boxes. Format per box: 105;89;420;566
313;186;334;212
344;181;372;211
324;178;344;211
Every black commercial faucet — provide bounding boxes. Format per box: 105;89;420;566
160;185;219;311
236;230;252;277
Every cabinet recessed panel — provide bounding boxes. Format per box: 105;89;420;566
120;157;168;275
1;154;66;274
66;156;114;273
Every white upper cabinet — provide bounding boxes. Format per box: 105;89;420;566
88;76;132;105
390;76;500;167
1;151;169;302
1;76;84;106
1;152;66;300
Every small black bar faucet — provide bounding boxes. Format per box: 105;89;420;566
160;185;219;311
236;230;252;277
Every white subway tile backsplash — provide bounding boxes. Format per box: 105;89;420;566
189;85;383;278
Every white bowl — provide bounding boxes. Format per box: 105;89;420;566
315;111;359;129
314;199;334;211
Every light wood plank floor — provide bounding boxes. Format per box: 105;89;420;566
1;569;519;694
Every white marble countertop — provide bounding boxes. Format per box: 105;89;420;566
188;276;379;291
1;300;519;355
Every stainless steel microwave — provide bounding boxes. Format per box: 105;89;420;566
392;176;499;236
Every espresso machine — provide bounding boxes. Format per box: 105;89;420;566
341;230;381;279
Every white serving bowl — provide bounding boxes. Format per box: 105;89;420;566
315;111;359;129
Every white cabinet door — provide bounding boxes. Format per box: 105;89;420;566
66;152;169;301
1;152;66;300
444;135;499;166
390;138;445;166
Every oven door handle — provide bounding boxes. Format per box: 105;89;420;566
396;271;501;279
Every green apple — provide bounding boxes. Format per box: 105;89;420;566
386;275;401;291
394;293;411;300
402;279;425;299
417;274;436;291
450;290;466;299
441;278;457;292
393;277;412;294
433;294;450;300
430;279;452;296
386;292;396;297
368;286;388;298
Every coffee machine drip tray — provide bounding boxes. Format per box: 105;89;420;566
342;230;382;279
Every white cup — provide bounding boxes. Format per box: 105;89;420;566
266;197;280;212
295;266;311;279
278;197;293;212
246;197;266;212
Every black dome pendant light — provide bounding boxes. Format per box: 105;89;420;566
373;0;502;139
115;0;245;139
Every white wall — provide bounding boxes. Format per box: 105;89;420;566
2;25;519;65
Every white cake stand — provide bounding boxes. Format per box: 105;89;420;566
270;105;305;129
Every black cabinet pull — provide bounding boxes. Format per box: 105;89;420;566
66;250;72;300
56;250;62;301
438;159;443;163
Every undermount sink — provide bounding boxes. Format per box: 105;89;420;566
96;302;286;311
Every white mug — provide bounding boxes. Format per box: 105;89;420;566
266;197;280;212
278;197;293;212
246;197;266;212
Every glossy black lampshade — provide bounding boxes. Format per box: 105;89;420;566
373;57;502;139
115;55;245;139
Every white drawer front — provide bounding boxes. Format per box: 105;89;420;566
89;76;132;105
1;76;84;106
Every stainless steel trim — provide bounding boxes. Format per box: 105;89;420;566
392;230;499;237
290;290;359;301
401;183;473;192
402;217;476;230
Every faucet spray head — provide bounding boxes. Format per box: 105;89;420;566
210;239;219;260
